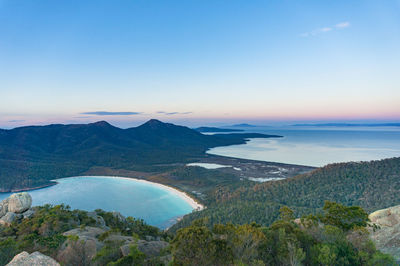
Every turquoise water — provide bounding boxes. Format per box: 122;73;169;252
208;127;400;167
0;176;194;229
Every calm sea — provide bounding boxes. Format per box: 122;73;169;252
0;176;193;229
207;126;400;167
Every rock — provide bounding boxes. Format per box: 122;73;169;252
87;211;107;228
370;206;400;227
120;244;132;257
8;193;32;213
6;252;29;265
58;226;107;265
104;233;134;244
0;212;18;226
111;211;126;223
120;240;169;257
137;240;169;257
57;238;98;266
145;235;155;241
7;251;60;266
63;226;106;240
369;205;400;262
22;209;35;219
0;198;9;217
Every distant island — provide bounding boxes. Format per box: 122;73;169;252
230;123;257;127
292;123;400;127
194;126;244;133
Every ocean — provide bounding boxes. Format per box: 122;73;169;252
207;126;400;167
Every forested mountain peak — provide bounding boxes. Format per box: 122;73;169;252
0;120;279;191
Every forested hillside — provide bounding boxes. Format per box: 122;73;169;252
0;120;279;191
171;157;400;231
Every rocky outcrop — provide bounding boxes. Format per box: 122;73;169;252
0;198;10;217
0;193;34;227
8;193;32;213
120;240;168;257
62;226;106;250
369;205;400;262
0;212;19;226
87;211;107;229
137;240;169;257
22;209;35;219
120;244;132;257
58;225;170;264
57;238;98;266
7;251;60;266
111;211;126;223
57;226;106;265
103;233;134;244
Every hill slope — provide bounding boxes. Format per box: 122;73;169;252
171;157;400;231
0;119;279;191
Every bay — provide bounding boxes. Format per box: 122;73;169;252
0;176;194;229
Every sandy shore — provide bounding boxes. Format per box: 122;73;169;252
78;176;205;211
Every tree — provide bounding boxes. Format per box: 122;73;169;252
316;244;337;266
321;201;369;231
171;225;215;265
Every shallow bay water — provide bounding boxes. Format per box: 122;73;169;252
0;176;194;229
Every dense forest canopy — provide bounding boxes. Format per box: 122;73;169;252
0;120;279;191
171;157;400;231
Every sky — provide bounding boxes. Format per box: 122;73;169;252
0;0;399;128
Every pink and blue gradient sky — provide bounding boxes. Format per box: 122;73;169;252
0;0;399;128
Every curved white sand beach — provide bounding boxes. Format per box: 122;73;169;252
76;176;205;211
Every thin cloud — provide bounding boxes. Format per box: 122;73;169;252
8;120;25;123
157;111;193;115
301;21;350;37
81;111;142;116
335;22;350;28
320;27;332;32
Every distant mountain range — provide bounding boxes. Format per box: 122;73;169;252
0;119;280;191
194;127;244;133
292;123;400;127
230;123;257;127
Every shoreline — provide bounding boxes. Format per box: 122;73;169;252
1;175;204;212
0;182;57;193
55;175;205;212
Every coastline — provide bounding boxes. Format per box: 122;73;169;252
56;175;205;212
0;182;57;193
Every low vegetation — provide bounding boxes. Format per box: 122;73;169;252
0;202;395;265
171;202;395;265
0;204;164;265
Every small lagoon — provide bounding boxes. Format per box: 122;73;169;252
0;176;195;229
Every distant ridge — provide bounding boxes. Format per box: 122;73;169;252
194;127;244;133
0;119;280;191
292;123;400;127
230;123;257;127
